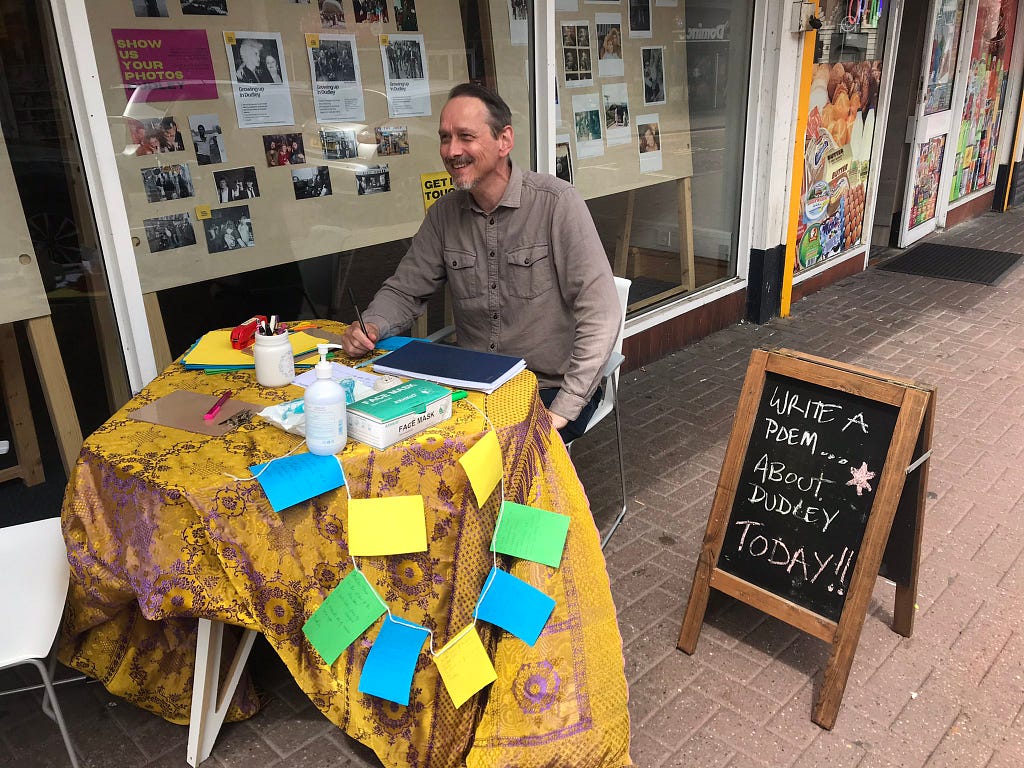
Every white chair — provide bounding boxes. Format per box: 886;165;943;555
565;276;631;550
0;517;81;768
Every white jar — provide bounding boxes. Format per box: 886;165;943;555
253;331;294;387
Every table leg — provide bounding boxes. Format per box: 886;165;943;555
187;620;258;767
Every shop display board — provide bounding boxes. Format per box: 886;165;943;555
678;349;934;729
85;0;506;293
554;2;693;200
0;124;50;324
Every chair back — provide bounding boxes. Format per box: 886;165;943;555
611;276;631;357
0;517;70;667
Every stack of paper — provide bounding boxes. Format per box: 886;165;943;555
180;330;323;372
371;341;525;394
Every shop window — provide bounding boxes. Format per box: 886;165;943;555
557;0;753;314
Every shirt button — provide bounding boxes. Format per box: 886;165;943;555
489;250;495;257
524;258;531;265
451;260;457;267
489;217;494;225
492;313;498;319
489;343;495;350
490;282;497;289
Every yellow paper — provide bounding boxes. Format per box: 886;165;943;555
348;496;427;556
458;431;502;507
434;625;496;708
182;330;323;367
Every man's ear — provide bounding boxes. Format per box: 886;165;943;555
498;125;514;158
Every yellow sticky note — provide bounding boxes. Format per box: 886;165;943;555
434;625;497;708
224;32;236;45
379;34;390;46
194;205;212;220
306;33;320;48
458;431;503;507
348;496;427;556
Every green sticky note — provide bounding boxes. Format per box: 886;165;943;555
303;571;386;665
491;502;570;568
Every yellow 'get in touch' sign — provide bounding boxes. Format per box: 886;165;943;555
420;171;454;214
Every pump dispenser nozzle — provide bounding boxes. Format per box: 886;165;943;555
315;343;345;379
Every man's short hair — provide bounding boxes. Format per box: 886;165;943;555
447;83;512;139
239;38;261;55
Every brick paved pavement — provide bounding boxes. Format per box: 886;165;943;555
4;209;1024;767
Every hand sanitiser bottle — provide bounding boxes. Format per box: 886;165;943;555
304;344;347;455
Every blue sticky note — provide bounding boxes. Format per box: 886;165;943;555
376;336;418;351
250;453;346;512
475;567;555;646
358;615;429;706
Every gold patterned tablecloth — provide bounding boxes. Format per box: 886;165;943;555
58;322;631;767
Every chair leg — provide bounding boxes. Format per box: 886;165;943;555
27;658;81;768
601;377;628;551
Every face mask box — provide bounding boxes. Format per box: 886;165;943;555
347;380;453;449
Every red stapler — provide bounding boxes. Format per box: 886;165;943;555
230;315;266;350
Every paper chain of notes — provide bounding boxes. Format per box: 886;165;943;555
258;428;569;710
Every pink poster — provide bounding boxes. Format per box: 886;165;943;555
112;29;217;103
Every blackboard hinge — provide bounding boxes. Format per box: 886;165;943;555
905;450;931;475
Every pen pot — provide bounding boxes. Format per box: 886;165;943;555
254;330;294;387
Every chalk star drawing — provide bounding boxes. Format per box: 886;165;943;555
846;462;876;496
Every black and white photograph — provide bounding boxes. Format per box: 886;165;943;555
213;166;260;202
554;136;573;184
561;22;593;86
379;34;431;117
311;38;357;82
263;133;306;166
628;0;653;38
129;117;185;156
189;114;227;165
320;129;359;159
143;213;197;253
642;45;666;104
602;81;631;145
376;126;409;156
226;32;294;128
140;164;195;203
230;36;285;84
132;0;168;17
383;38;425;79
319;0;346;27
203;205;255;253
181;0;228;14
356;164;391;195
292;166;333;199
394;0;418;31
354;0;389;23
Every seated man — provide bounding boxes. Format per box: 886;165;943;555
341;83;620;441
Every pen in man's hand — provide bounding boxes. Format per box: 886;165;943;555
204;390;232;421
348;287;369;339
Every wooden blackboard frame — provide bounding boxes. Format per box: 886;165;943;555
677;348;935;729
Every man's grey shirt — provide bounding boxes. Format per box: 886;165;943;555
363;163;620;421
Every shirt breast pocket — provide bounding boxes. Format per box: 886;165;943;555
444;248;479;299
506;244;553;299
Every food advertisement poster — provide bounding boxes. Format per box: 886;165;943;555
111;29;217;102
908;136;946;229
797;60;881;271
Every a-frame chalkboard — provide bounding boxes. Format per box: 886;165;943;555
678;349;935;729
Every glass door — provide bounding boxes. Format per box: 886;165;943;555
0;0;130;525
898;0;966;246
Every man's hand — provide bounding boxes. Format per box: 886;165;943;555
341;321;380;357
548;411;569;430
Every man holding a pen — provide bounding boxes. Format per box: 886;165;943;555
340;83;620;442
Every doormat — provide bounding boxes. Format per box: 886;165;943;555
877;243;1022;285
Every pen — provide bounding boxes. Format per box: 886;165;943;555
451;390;468;402
204;390;232;421
348;288;369;339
